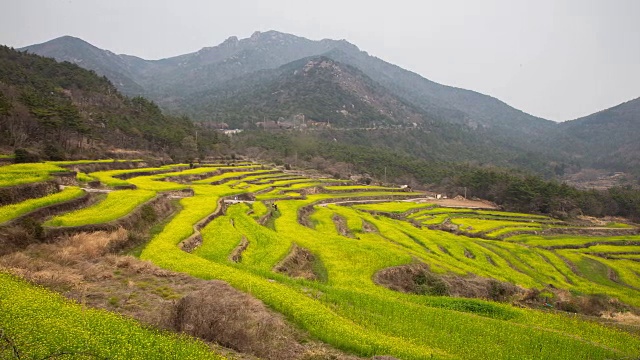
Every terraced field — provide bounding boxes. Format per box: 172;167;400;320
1;160;640;359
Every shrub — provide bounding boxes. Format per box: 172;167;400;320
44;143;65;161
172;281;301;359
556;301;580;313
414;272;449;296
16;217;43;240
141;204;158;223
13;148;39;163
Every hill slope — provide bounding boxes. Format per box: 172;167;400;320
181;56;430;128
0;45;222;160
546;97;640;170
21;31;555;137
20;36;146;95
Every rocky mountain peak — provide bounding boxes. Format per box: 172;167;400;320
250;31;263;40
301;57;339;73
220;36;239;47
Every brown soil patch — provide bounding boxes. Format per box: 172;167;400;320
273;245;319;281
463;248;476;259
375;263;522;300
258;211;272;226
297;205;315;229
229;236;249;263
362;220;378;233
332;214;355;238
179;233;203;253
173;282;304;359
602;311;640;326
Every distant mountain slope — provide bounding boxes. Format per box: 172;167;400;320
20;31;555;138
545;97;640;170
0;46;221;160
323;49;556;138
180;56;431;128
21;36;146;96
194;56;562;173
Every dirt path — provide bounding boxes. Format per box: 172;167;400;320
60;184;112;193
430;198;497;209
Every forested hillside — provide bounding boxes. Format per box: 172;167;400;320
178;56;430;128
0;46;226;161
544;97;640;171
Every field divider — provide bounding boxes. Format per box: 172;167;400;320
298;194;420;229
0;181;59;206
64;160;145;174
163;167;263;184
543;240;640;250
0;191;93;227
351;208;426;229
179;196;234;253
42;193;170;239
540;227;639;237
209;170;281;185
320;185;408;194
112;168;184;180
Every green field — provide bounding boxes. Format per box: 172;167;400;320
0;186;85;223
0;273;224;359
0;162;67;187
45;189;156;227
2;160;640;359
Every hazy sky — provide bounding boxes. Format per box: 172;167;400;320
2;0;639;121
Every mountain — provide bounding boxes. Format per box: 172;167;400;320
191;56;561;173
322;48;556;137
20;31;555;138
21;36;147;96
180;56;433;128
18;32;640;176
545;97;640;171
0;45;224;161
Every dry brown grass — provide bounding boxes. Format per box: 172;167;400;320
173;281;303;359
375;262;640;322
273;245;318;281
57;228;128;260
0;228;364;360
0;229;128;290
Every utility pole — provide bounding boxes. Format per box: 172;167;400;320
464;187;467;199
384;167;387;184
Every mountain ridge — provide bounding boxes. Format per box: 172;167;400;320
17;31;640;174
20;31;553;135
